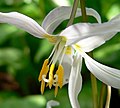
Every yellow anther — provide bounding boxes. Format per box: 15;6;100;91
38;59;49;81
56;65;64;88
49;64;55;88
41;80;45;94
46;83;49;87
54;85;58;97
65;46;72;55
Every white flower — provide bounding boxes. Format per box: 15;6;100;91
0;6;120;108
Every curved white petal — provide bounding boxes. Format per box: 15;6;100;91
68;54;82;108
0;12;48;38
42;6;101;34
76;13;120;52
46;100;60;108
60;21;119;45
62;54;73;85
77;32;116;52
82;52;120;89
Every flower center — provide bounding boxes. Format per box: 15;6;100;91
44;34;57;43
38;37;68;96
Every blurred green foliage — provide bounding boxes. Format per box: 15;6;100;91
0;0;120;108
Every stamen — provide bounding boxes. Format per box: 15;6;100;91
53;83;59;86
54;85;58;97
42;75;49;82
54;74;58;81
41;80;45;94
51;38;66;65
46;83;49;87
53;75;59;86
48;39;61;60
54;75;59;97
56;65;64;88
38;59;49;81
59;46;67;65
49;64;55;89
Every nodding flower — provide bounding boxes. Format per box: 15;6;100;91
0;6;120;108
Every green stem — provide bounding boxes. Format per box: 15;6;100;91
90;73;98;108
99;83;106;108
89;50;98;108
67;0;79;27
79;0;98;107
80;0;87;22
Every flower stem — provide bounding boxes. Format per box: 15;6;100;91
67;0;79;27
89;53;98;108
80;0;87;22
105;86;111;108
39;0;45;17
90;72;98;108
99;83;106;108
79;0;98;108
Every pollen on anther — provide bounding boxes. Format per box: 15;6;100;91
54;86;58;97
56;65;64;88
38;59;49;82
41;80;45;94
49;64;55;88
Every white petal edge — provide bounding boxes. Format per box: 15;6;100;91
0;12;48;38
110;14;120;22
68;54;82;108
82;51;120;89
77;32;116;52
42;6;101;34
46;100;60;108
76;13;120;52
60;21;119;45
